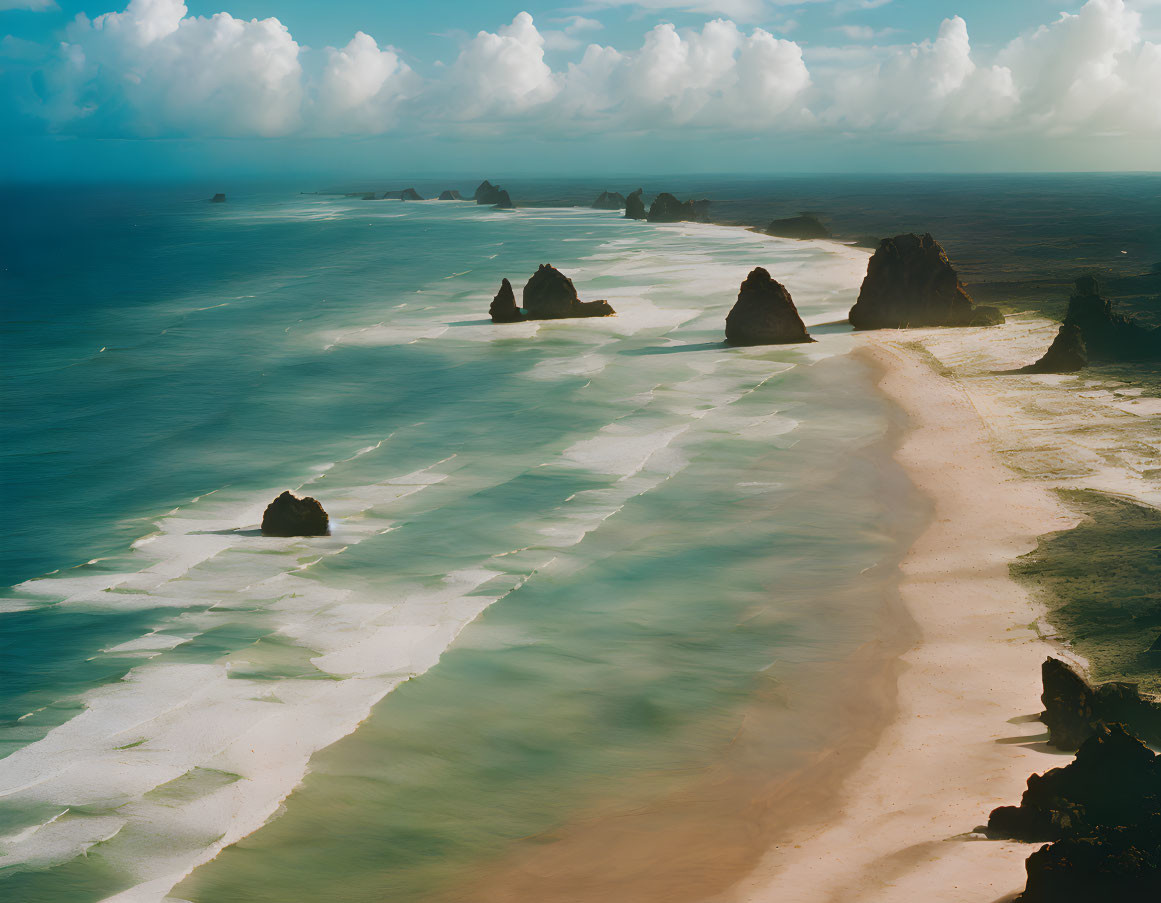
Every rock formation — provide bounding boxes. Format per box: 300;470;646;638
520;264;615;320
210;193;226;203
489;278;523;323
438;190;463;200
647;192;710;223
725;268;813;346
592;191;627;210
261;491;329;537
848;233;982;329
474;180;504;205
381;188;423;200
624;188;647;220
968;306;1005;326
766;214;829;240
1062;277;1158;361
985;724;1161;902
493;190;514;209
1024;323;1088;373
362;192;377;200
1040;657;1161;750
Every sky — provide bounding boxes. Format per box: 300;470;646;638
1;0;1160;180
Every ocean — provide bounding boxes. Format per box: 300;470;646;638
0;180;1061;902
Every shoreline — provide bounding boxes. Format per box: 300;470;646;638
730;337;1080;903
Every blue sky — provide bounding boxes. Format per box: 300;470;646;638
2;0;1159;179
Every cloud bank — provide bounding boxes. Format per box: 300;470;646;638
10;0;1161;141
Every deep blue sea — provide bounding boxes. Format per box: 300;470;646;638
0;185;925;902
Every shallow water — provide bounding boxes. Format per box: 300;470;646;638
0;189;921;902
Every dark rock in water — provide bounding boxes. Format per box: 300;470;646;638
521;264;614;320
261;491;329;537
1019;818;1161;902
725;268;813;346
848;233;976;329
1040;657;1161;750
1024;323;1088;373
362;192;377;200
625;188;646;220
1060;277;1161;362
968;305;1005;327
493;190;514;209
592;191;627;210
647;192;709;223
438;190;463;201
210;193;226;203
766;214;829;240
474;180;504;205
987;723;1161;843
382;188;423;200
489;278;523;323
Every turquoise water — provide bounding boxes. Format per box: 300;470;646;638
0;188;922;902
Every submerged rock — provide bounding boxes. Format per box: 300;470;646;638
489;278;523;323
1040;657;1161;750
848;233;976;329
647;192;709;223
592;191;627;210
625;188;646;220
725;268;813;346
520;264;614;320
766;214;829;240
1024;323;1088;373
261;491;329;537
474;180;504;205
210;193;226;203
438;189;463;200
493;189;514;209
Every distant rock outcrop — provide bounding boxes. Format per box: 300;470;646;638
493;189;514;209
521;264;615;320
362;192;377;200
438;190;463;200
592;191;627;210
725;268;813;346
475;180;504;205
848;233;981;329
261;491;329;537
625;188;647;220
766;214;829;240
1063;277;1159;361
210;193;226;203
1024;323;1088;373
381;188;423;200
968;306;1005;327
489;278;523;323
985;724;1161;902
647;192;710;223
1040;657;1161;750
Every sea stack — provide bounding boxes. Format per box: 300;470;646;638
521;264;614;320
210;193;226;203
766;214;829;240
1061;276;1159;361
438;190;463;200
625;188;647;220
848;233;981;329
493;190;514;209
592;191;627;210
382;188;423;200
1024;323;1088;373
474;180;504;205
725;268;813;346
489;278;522;323
261;491;329;537
647;193;709;223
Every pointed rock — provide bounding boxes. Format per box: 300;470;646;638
521;264;614;320
489;278;523;323
438;190;463;200
625;188;646;220
592;191;627;210
493;189;514;209
725;268;813;346
1024;323;1087;373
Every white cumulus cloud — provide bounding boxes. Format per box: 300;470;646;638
315;31;419;134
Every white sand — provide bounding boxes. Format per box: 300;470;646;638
730;333;1088;903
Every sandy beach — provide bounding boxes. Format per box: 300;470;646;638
732;319;1161;903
